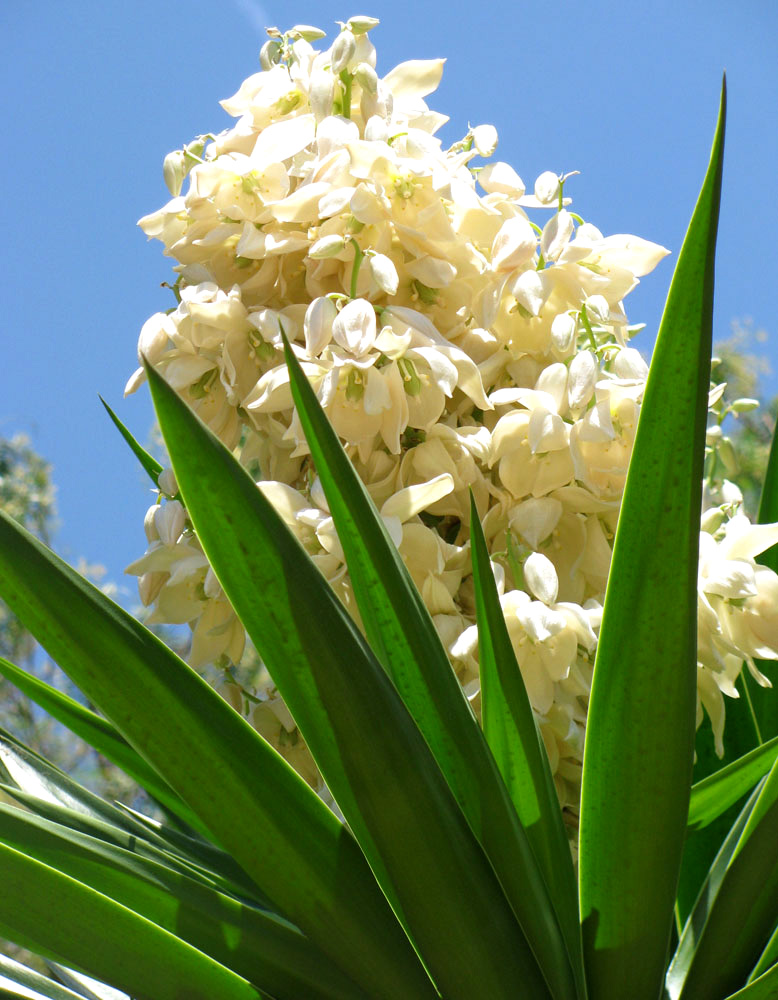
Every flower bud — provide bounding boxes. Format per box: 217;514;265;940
311;476;330;512
355;61;378;95
292;24;327;41
304;297;337;356
369;253;399;295
568;350;597;411
491;217;536;272
534;171;560;205
551;312;577;354
163;149;187;196
260;38;283;71
472;124;498;157
541;210;574;262
720;479;744;505
138;571;166;606
613;347;649;380
706;424;723;446
524;552;559;606
309;68;335;122
308;234;346;259
155;500;186;546
718;436;738;476
364;114;389;142
730;397;760;413
701;507;726;533
347;15;380;34
138;312;174;364
158;468;179;497
331;30;357;73
144;504;160;543
584;295;610;324
511;269;547;317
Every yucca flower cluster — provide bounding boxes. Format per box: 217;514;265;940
126;16;778;829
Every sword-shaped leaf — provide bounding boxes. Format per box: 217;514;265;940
283;336;578;1000
668;760;778;998
0;801;368;1000
0;656;207;836
0;512;433;1000
146;357;551;1000
0;954;88;1000
0;841;263;1000
99;397;163;489
469;493;584;995
578;79;726;999
688;732;778;830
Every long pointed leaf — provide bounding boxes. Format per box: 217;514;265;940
0;956;87;1000
0;656;208;836
0;781;260;902
0;801;368;1000
722;962;778;1000
748;923;778;984
46;968;128;1000
667;778;764;998
283;336;578;999
677;674;762;921
0;730;259;899
743;421;778;744
578;79;726;1000
0;512;433;1000
688;731;778;830
145;357;551;1000
757;408;778;576
469;493;585;996
99;396;163;488
668;760;778;999
0;841;262;1000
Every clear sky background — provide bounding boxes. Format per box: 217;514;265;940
2;0;777;599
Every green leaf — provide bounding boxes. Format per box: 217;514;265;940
0;730;258;899
578;78;726;1000
667;778;762;999
668;760;778;999
0;781;260;903
469;493;584;996
748;923;778;984
722;962;778;1000
741;421;778;744
145;357;551;1000
0;801;368;1000
688;731;778;830
99;396;163;489
756;405;778;576
45;967;129;1000
0;955;88;1000
283;336;578;999
0;841;263;1000
677;675;762;921
0;513;433;1000
0;656;208;837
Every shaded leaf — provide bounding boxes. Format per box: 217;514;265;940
0;512;433;1000
284;336;577;999
146;357;550;1000
0;656;207;837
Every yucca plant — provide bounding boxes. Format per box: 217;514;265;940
1;31;778;1000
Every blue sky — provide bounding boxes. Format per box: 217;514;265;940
3;0;776;596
